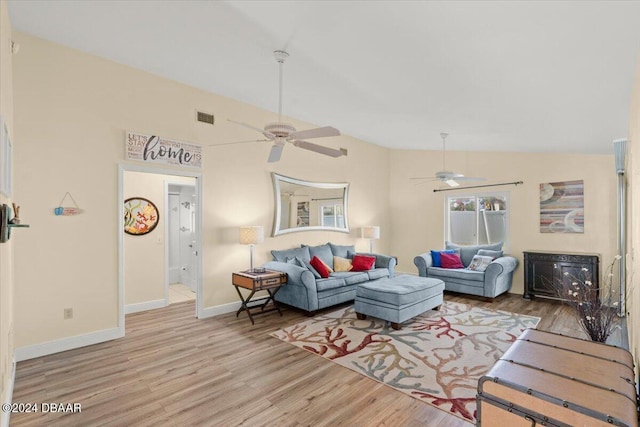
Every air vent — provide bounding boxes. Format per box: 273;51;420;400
196;111;215;125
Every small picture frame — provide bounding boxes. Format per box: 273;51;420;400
0;116;12;198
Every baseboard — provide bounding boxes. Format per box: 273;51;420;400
13;301;240;361
125;299;166;314
1;358;15;427
199;300;242;319
14;327;122;362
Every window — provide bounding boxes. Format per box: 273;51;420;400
445;192;508;248
320;203;345;228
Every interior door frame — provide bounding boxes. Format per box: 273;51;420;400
118;162;204;336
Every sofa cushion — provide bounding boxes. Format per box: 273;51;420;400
367;268;390;280
329;243;356;259
441;252;464;269
445;241;503;267
330;271;369;285
430;249;456;267
477;249;504;259
295;256;322;279
272;246;311;263
352;254;376;271
311;256;333;279
427;267;485;283
304;244;335;269
315;277;347;292
333;256;353;272
467;255;494;272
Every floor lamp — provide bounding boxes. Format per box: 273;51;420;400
240;225;264;272
362;226;380;253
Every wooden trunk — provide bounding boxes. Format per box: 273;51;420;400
477;328;637;427
232;270;287;290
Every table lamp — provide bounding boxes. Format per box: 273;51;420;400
362;226;380;253
240;225;264;272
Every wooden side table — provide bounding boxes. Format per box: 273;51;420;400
232;269;287;325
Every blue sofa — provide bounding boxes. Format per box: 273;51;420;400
413;242;517;300
263;242;396;314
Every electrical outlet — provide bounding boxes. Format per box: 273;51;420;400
64;308;73;319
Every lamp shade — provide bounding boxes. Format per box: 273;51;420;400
239;226;264;245
362;226;380;240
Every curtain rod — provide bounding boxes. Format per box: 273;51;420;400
433;180;524;192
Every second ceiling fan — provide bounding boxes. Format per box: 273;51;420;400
219;50;346;163
412;133;486;187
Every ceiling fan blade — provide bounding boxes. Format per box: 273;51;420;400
455;176;487;182
209;139;270;147
227;119;275;139
293;140;347;158
268;142;285;163
410;176;437;180
289;126;340;140
445;179;461;187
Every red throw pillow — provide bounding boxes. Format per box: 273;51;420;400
310;256;332;279
440;252;464;269
352;254;376;271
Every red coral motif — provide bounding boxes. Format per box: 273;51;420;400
413;317;465;339
299;327;389;360
411;391;476;420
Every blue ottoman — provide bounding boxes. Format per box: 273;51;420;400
354;274;445;330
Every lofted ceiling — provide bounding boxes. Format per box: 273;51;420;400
7;1;640;154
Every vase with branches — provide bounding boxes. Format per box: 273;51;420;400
550;255;621;343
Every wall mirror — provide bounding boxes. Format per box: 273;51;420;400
272;173;350;236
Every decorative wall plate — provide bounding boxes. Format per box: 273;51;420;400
124;197;159;235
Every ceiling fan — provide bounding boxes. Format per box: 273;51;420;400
411;133;486;187
214;50;346;163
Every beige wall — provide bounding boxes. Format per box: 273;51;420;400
7;28;633;364
123;171;195;306
390;149;617;294
12;32;391;349
627;56;640;383
0;0;14;405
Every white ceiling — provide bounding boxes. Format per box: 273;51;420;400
7;1;640;154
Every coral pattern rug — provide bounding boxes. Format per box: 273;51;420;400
271;301;540;423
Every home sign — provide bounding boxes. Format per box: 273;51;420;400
126;132;202;168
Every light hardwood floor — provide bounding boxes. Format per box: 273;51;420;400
10;293;615;426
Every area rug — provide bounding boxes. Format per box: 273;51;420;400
271;301;540;423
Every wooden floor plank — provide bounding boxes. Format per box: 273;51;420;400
10;294;616;426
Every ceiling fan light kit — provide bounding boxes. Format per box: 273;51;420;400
411;132;486;187
217;50;346;163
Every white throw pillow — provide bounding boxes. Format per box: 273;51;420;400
467;255;494;272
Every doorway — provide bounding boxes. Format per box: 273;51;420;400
166;183;197;304
118;164;203;335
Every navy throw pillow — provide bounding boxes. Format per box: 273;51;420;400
430;249;455;267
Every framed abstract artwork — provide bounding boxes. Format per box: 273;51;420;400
124;197;159;235
539;180;584;233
